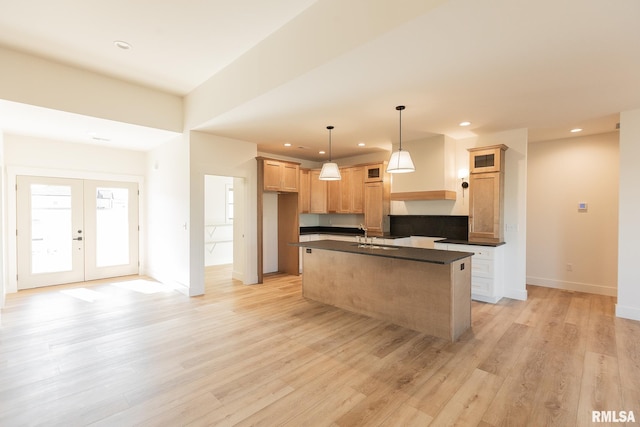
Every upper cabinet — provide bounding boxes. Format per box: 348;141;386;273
468;145;508;243
469;144;508;174
259;158;299;192
346;166;364;213
364;163;384;182
299;166;366;214
299;168;310;213
309;169;327;213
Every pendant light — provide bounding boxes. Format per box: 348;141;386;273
387;105;415;173
319;125;341;180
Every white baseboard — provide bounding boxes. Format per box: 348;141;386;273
616;304;640;321
232;269;244;283
472;293;502;304
504;288;528;301
527;276;617;297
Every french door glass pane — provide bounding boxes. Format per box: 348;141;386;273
96;187;129;267
30;184;72;274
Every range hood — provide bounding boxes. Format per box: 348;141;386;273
390;134;458;201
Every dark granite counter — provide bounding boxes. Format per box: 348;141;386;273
292;239;472;265
436;239;506;247
299;226;363;236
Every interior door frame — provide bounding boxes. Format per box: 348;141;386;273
6;166;145;294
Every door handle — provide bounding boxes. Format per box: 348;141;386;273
73;237;83;241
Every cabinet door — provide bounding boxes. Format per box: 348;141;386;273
469;172;503;242
327;179;341;213
309;170;327;213
364;163;383;182
364;182;383;234
469;145;507;174
349;166;364;213
281;163;299;192
263;160;284;191
299;169;310;213
338;168;351;213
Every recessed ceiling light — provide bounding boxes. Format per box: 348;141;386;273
283;143;292;147
570;128;583;133
319;150;326;155
358;142;366;147
114;40;132;50
459;121;471;127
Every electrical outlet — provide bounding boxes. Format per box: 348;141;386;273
566;263;573;272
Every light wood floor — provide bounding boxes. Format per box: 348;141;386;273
1;266;638;426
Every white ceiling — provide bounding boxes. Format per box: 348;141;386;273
0;0;638;159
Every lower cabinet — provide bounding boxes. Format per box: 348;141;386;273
434;242;505;303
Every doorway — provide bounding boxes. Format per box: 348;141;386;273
16;175;139;289
204;175;245;284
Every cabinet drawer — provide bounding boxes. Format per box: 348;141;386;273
472;276;493;294
472;258;494;278
449;244;493;260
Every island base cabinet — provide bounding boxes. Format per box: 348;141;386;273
301;248;471;341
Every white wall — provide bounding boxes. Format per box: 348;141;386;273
232;177;246;279
3;134;147;293
204;175;234;266
189;131;258;296
146;135;191;294
0;45;182;132
527;132;619;296
0;131;5;314
617;109;640;321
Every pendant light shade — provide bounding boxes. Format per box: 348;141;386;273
387;105;415;173
319;125;341;180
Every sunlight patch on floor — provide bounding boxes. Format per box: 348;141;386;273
110;279;177;294
59;288;108;303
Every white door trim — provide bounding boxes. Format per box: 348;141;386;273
6;166;145;294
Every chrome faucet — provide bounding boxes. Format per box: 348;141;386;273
359;223;368;240
358;224;369;247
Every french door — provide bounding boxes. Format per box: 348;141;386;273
16;176;139;289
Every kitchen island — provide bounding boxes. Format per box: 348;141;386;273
293;240;473;342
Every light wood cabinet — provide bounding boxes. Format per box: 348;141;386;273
327;179;341;213
364;163;384;182
468;145;507;243
364;180;390;236
261;158;299;192
309;169;327;213
307;166;366;214
349;166;364;213
298;168;310;213
469;145;507;174
256;157;300;284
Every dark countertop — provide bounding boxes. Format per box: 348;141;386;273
299;226;365;236
292;239;473;265
436;239;506;247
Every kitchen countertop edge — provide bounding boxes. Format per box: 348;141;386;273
292;239;473;265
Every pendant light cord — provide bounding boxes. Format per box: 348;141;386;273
327;125;334;161
396;105;405;152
